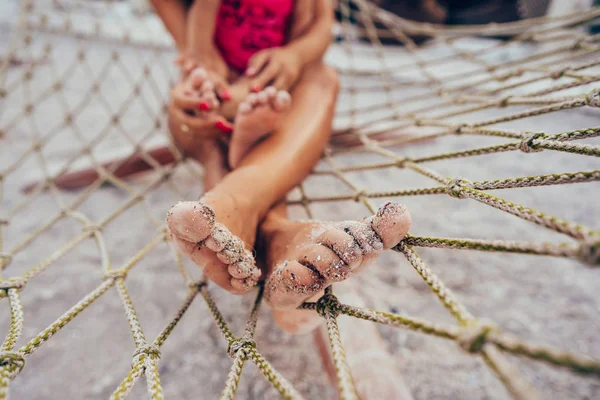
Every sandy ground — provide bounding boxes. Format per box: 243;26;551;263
1;1;600;399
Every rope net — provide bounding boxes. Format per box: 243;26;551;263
1;0;599;398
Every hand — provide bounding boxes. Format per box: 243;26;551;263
174;49;232;100
169;78;233;138
245;47;302;92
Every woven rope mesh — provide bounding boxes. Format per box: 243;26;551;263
1;0;600;399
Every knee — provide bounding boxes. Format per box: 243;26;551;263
303;63;340;98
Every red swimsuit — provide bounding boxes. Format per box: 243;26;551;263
214;0;294;73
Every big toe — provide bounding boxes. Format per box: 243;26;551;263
167;201;215;243
369;202;411;249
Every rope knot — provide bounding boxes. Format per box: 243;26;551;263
227;336;256;358
82;224;102;234
578;237;600;266
353;190;367;202
458;320;498;353
188;279;207;290
585;88;600;108
550;67;570;80
0;278;25;291
104;270;127;280
315;292;341;318
519;132;545;153
131;345;161;367
453;123;468;134
498;95;512;107
0;352;25;377
446;179;471;199
396;158;409;168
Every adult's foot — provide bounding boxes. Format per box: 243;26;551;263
167;193;262;294
262;202;411;310
228;86;291;168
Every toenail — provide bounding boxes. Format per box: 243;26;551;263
215;120;233;134
198;101;211;111
251;85;261;93
221;90;232;101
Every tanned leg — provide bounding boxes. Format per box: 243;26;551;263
167;63;340;293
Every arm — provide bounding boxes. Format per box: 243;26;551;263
150;0;188;52
246;0;334;90
185;0;221;62
286;0;334;67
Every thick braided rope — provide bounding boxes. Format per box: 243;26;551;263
1;1;600;399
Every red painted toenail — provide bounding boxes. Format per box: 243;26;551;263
215;121;233;134
221;90;232;101
197;102;211;111
251;85;261;93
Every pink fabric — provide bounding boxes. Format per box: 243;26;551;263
214;0;294;72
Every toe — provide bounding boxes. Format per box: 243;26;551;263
264;86;277;98
216;235;246;264
368;202;411;249
338;221;383;272
314;226;362;269
167;201;215;243
230;276;258;293
266;260;324;309
257;90;269;104
227;251;255;279
246;93;259;106
189;68;207;87
238;101;252;114
204;224;228;252
200;80;214;93
273;90;291;112
296;244;351;283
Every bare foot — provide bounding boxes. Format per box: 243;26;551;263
167;194;262;294
263;202;411;310
229;86;291;168
187;68;221;114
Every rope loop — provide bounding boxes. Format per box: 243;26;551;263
315;292;341;318
227;336;256;358
131;345;161;367
0;352;25;378
578;237;600;266
519;132;545;153
446;178;471;199
458;320;498;353
585;88;600;108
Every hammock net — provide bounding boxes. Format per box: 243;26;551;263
0;0;599;399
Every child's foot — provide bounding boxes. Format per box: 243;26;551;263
188;68;220;113
263;202;411;310
229;87;292;168
167;194;262;294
